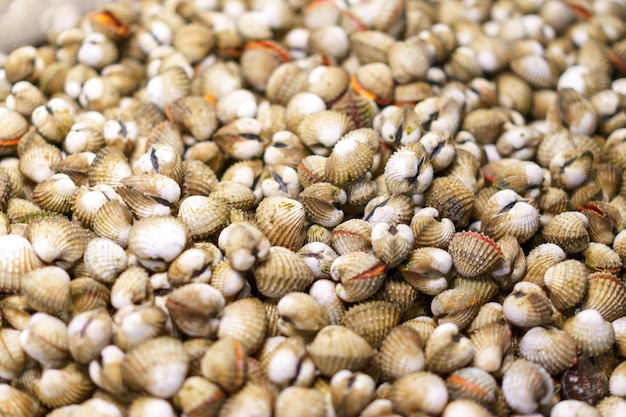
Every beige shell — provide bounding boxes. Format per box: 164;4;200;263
389;371;449;416
399;247;452;296
0;328;28;380
503;282;553;329
431;289;481;331
297;155;328;187
544;259;588;311
542;211;590;253
128;216;189;272
0;108;30;156
277;292;330;341
446;367;498;410
113;304;167;352
254;246;315;299
0;235;44;292
20;313;69;367
325;137;374;186
19;140;63;184
168;247;214;286
371;223;413;268
88;146;133;188
67;308;112;365
83;237;128;284
424;176;475;227
122;336;189;398
91;200;133;248
470;323;511;374
501;359;554;414
377;326;425;380
425;322;474;374
200;337;247;394
342;301;401;349
177;196;230;241
33;362;94;409
275;386;327;417
519;326;577;375
218;298;268;355
383;145;434;195
363;194;414;226
309;279;345;326
581;272;626;322
0;384;43;417
332;251;387;303
563;309;615;357
297;110;356;157
410;207;455;249
21;266;71;317
330;219;372;255
256;196;307;251
166;283;224;338
70;278;110;314
218;382;275;417
25;216;88;270
523;243;567;287
308;325;375;377
448;231;503;278
299;182;347;228
481;189;540;244
330;370;376;417
173;376;226;417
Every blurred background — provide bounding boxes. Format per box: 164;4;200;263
0;0;111;53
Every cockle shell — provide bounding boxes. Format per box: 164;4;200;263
503;282;553;329
519;326;577;375
383;144;434;195
25;216;88;270
166;283;224;338
330;370;376;417
410;207;455;249
542;211;590;253
470;323;511;374
399;247;452;296
377;326;425;380
200;337;247;394
122;336;189;398
83;237;128;284
562;355;610;405
254;246;315;298
446;367;498;410
424;176;475;227
563;309;615;357
308;325;375;377
68;308;112;365
502;359;554;414
581;272;626;322
0;384;42;417
297;110;356;156
21;266;71;317
481;189;540;243
425;322;474;374
0;235;43;292
448;231;503;278
431;289;480;331
33;362;94;409
389;371;449;416
332;251;386;303
20;313;69;367
342;301;401;349
544;259;588;311
256;196;307;251
0;329;27;380
218;298;268;355
128;216;189;272
173;376;226;417
299;182;347;228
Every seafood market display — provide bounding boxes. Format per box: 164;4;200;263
1;0;626;416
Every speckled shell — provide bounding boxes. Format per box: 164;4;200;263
377;326;425;380
448;231;503;278
254;246;315;298
218;298;268;355
256;196;308;251
562;355;609;405
424;176;475;227
519;326;577;375
563;309;615;357
308;325;375;377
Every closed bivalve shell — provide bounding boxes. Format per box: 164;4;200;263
502;359;554;414
581;272;626;322
519;326;577;375
342;301;401;349
544;259;587;311
254;246;315;298
377;326;425;380
389;371;448;416
448;231;503;278
308;325;375;377
563;309;615;357
331;251;386;303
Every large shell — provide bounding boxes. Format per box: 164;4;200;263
122;336;189;398
299;182;347;228
308;325;375;377
0;384;43;417
383;145;434;195
448;231;503;278
297;110;356;156
431;289;480;331
33;362;94;408
254;246;315;298
470;323;511;374
410;207;455;249
544;259;588;311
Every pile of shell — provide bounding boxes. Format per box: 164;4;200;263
1;0;626;416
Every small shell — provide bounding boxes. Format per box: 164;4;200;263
277;292;330;341
178;196;230;241
309;279;346;325
308;325;375;377
524;243;567;287
332;251;387;303
91;200;133;248
519;326;577;375
581;272;626;322
33;362;94;409
122;336;189;398
583;242;621;274
330;370;376;417
502;359;554;414
83;237;128;284
470;323;511;374
0;384;43;417
424;176;475;227
399;247;452;296
0;329;27;380
448;231;503;278
330;219;373;255
218;298;268;355
147;67;191;111
342;301;401;349
21;266;71;317
371;223;413;268
610;361;626;398
389;371;449;416
88;146;133;188
218;382;275;417
299;182;347;228
562;355;609;405
544;259;588;311
383;145;434;195
325;137;374;186
425;323;474;374
70;278;110;314
218;222;270;272
128;216;189;272
563;309;616;356
68;308;112;365
297;110;356;156
173;376;225;417
20;313;69;367
377;326;425;380
166;283;224;338
0;235;44;292
24;216;87;270
431;289;480;331
481;189;540;244
503;282;553;328
542;211;590;253
256;196;307;251
363;194;414;226
275;386;327;417
113;305;167;352
410;207;455;249
254;246;315;298
446;367;498;409
200;337;247;394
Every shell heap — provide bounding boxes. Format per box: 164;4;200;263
2;0;626;416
